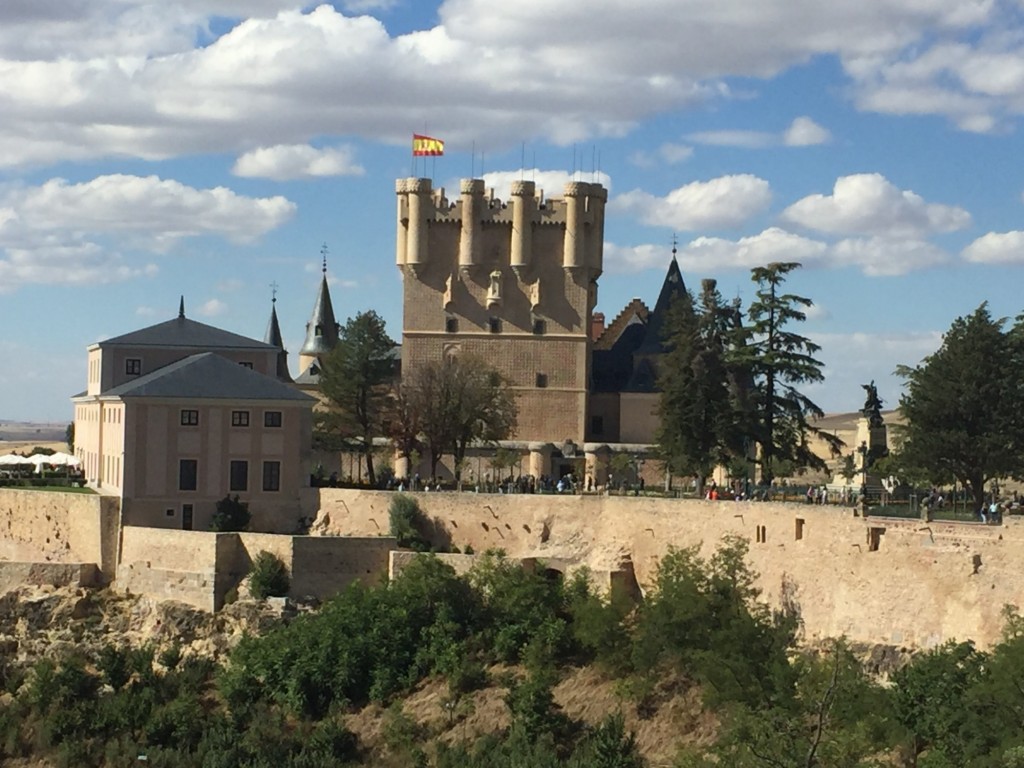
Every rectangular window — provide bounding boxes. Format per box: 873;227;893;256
488;317;501;334
532;319;546;335
182;504;194;531
591;415;604;436
445;317;459;334
264;411;283;428
230;460;249;492
179;459;198;491
535;372;548;388
239;361;254;369
262;461;281;492
165;508;174;517
231;410;250;427
125;358;142;375
180;409;199;426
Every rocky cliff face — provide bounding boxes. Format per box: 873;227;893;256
0;584;295;672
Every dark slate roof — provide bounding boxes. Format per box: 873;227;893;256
102;353;315;402
634;257;689;356
300;275;340;357
100;316;276;351
264;303;285;348
592;320;647;393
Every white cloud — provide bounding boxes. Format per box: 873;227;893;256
961;230;1024;263
478;169;612;202
686;129;774;148
783;116;832;146
135;305;158;317
0;2;1005;170
687;116;832;148
676;228;829;272
0;174;294;291
629;143;693;167
232;143;365;180
603;243;676;274
197;298;228;317
782;173;971;237
831;237;950;276
340;0;400;11
614;175;772;231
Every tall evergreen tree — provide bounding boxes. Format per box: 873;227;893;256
656;280;736;496
897;303;1024;510
317;310;395;486
734;262;841;485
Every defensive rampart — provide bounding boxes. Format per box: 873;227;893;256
117;526;395;611
317;489;1024;650
0;489;119;580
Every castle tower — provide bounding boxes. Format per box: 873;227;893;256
298;250;341;377
396;176;607;444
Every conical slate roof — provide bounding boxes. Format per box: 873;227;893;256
264;299;293;383
635;256;689;355
300;273;340;358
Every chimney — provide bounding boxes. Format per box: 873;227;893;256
591;312;606;342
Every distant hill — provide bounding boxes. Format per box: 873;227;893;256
0;421;67;443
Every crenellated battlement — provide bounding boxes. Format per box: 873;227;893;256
395;177;606;274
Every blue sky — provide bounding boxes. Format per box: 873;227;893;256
3;0;1024;421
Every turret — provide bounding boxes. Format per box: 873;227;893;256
459;179;484;270
510;180;536;273
264;295;293;383
397;177;432;268
562;182;586;271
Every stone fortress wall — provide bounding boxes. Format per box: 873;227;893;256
318;488;1024;650
3;487;1024;649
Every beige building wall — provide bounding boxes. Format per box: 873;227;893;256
117;399;313;532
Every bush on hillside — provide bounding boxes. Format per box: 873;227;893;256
248;551;290;600
389;494;429;550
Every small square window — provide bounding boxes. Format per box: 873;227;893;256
535;372;548;388
231;410;250;427
180;409;199;426
445;317;459;333
239;361;254;369
165;508;175;517
532;319;546;335
264;411;283;428
488;317;501;334
126;358;142;376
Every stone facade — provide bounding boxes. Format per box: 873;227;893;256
397;177;606;446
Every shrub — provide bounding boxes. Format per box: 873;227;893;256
210;494;251;532
389;494;428;549
249;551;290;600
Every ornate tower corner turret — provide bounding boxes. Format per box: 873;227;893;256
298;246;341;379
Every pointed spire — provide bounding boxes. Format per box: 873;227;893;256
264;283;284;348
178;296;185;319
300;246;340;359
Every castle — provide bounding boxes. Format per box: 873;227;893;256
396;176;685;484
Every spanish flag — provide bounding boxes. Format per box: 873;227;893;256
412;134;444;156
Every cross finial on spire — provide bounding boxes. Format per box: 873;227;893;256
671;233;678;259
178;295;185;319
270;281;279;304
320;243;328;275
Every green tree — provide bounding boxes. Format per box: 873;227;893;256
248;551;290;599
64;423;74;452
735;262;842;485
317;310;395;487
897;304;1024;511
657;279;739;496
